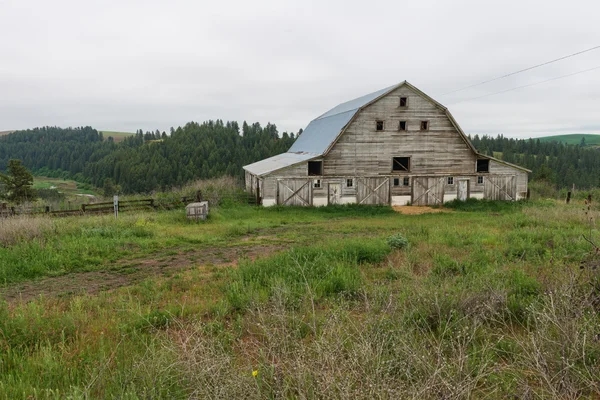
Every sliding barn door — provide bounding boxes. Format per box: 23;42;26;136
277;179;312;206
356;177;390;205
484;176;516;200
412;177;445;206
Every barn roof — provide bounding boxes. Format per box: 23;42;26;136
243;151;320;176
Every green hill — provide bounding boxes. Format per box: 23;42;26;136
535;133;600;147
99;131;135;143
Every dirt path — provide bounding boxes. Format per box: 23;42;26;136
393;206;450;215
2;244;285;303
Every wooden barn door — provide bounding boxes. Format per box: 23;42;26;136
328;183;341;205
277;179;312;206
412;177;445;206
484;176;516;200
356;177;390;205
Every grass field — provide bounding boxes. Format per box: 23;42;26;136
100;130;135;142
33;176;97;196
0;199;599;398
0;130;15;137
536;133;600;147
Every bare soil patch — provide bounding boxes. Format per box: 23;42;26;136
393;206;450;215
2;244;284;303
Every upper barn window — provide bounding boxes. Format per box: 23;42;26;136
420;121;429;131
392;157;410;172
399;97;408;107
376;120;384;131
476;159;490;173
308;161;323;176
398;121;407;131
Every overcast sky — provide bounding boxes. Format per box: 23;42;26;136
1;0;599;138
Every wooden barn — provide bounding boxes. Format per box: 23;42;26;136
243;81;530;207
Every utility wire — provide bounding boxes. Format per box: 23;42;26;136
448;64;600;105
441;45;600;96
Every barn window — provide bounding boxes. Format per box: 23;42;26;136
476;159;490;173
392;157;410;172
313;179;321;188
420;121;429;131
376;120;384;131
399;121;407;131
403;177;410;186
308;161;322;176
477;176;484;184
346;178;353;188
399;97;408;107
447;177;454;185
393;178;400;186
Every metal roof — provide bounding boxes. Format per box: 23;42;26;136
288;84;399;154
242;151;320;177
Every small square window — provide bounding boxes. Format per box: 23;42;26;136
376;120;384;131
393;178;400;186
399;121;407;131
346;178;353;188
476;159;489;173
392;157;410;172
399;97;408;107
447;177;454;185
420;121;429;131
313;179;321;188
477;176;484;184
403;177;410;186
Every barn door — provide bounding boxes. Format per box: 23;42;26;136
277;179;312;206
356;177;390;205
484;176;516;200
328;183;341;205
457;180;468;201
412;177;445;206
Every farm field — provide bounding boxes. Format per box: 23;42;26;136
33;176;97;196
100;130;135;142
1;199;599;398
536;133;600;147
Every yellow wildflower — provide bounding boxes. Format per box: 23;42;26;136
252;369;259;377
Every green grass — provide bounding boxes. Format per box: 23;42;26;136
33;176;97;196
100;130;135;142
536;133;600;147
0;199;599;398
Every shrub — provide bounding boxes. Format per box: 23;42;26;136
386;233;409;250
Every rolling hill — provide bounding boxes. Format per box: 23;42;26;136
535;133;600;147
99;131;135;142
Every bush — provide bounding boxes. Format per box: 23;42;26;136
386;233;409;249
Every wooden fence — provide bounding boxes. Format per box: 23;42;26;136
0;193;257;218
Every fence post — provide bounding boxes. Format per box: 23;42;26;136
45;206;50;213
566;191;571;204
81;204;86;213
114;195;119;219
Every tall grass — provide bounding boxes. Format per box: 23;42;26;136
0;216;53;247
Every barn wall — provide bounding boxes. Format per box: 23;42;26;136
324;85;477;177
489;160;529;199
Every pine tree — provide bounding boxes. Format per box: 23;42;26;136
0;159;37;203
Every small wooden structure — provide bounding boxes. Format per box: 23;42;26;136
186;201;209;221
243;81;530;207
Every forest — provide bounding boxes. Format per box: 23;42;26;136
0;124;598;193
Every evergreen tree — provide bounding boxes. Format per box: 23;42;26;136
0;159;37;203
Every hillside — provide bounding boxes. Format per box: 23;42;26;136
99;130;135;143
0;130;15;137
535;133;600;147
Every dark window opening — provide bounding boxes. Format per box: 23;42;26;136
420;121;429;131
346;178;353;188
477;176;484;184
476;159;490;173
447;177;454;185
399;121;407;131
393;178;400;186
376;120;384;131
392;157;410;172
308;161;323;176
313;179;321;188
399;97;407;107
403;177;410;186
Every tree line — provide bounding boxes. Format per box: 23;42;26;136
0;122;298;194
470;134;600;189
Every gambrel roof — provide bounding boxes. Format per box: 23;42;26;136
244;81;530;176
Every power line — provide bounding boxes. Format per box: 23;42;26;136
441;45;600;96
448;64;600;105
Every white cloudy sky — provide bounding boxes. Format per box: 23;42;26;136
1;0;599;138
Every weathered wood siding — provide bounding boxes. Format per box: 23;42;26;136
324;86;477;177
489;160;528;198
277;179;312;206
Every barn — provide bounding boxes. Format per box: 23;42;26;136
243;81;530;207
